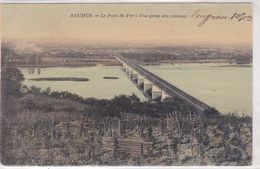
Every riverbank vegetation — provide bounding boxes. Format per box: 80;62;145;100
1;68;252;166
29;77;90;82
2;42;252;69
121;46;252;65
1;44;121;68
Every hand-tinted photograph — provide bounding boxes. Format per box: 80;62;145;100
1;3;252;166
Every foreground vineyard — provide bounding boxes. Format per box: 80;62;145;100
2;100;252;165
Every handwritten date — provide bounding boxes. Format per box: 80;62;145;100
231;13;252;22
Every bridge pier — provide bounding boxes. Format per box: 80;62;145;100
129;69;134;78
126;67;130;75
137;76;144;87
132;73;138;83
161;91;170;101
122;63;127;72
143;79;152;92
152;85;162;101
143;79;153;98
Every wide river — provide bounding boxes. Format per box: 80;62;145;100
20;63;252;116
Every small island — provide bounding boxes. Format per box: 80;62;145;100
29;77;90;81
103;76;119;79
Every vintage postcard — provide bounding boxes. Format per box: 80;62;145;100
0;2;253;166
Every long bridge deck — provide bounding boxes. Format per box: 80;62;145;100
115;55;212;113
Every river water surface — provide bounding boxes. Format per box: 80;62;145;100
144;63;252;116
20;66;146;100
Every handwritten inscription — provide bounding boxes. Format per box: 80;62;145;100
70;9;252;27
191;9;252;27
191;9;228;27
